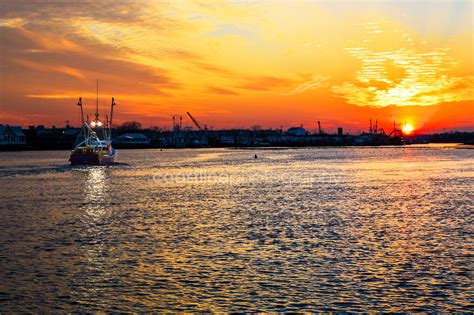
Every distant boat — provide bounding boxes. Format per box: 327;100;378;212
69;81;117;165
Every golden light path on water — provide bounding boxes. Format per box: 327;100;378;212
0;146;472;312
79;168;111;305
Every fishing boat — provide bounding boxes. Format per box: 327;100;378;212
69;82;117;165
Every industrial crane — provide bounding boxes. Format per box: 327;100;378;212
186;112;203;131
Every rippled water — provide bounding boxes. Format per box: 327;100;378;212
0;146;472;312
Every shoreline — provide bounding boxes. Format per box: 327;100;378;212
1;142;472;152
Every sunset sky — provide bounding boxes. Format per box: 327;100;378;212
0;0;473;133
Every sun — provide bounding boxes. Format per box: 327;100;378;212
402;123;414;135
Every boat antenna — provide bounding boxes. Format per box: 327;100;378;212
95;79;99;122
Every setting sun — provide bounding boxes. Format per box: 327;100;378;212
402;123;415;135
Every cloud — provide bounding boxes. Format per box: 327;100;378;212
207;86;239;95
25;93;177;115
205;23;259;42
192;61;234;75
238;75;295;92
0;18;26;27
0;1;151;25
71;16;197;58
288;75;330;95
332;47;474;107
26;94;79;99
13;58;85;80
1;25;181;92
16;27;83;53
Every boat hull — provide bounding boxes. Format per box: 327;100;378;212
100;154;116;165
69;152;115;165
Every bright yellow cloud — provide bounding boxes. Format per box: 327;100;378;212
333;46;473;107
0;18;26;27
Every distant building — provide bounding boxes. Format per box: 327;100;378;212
63;128;81;137
287;127;306;136
0;125;26;148
114;133;151;147
218;134;236;145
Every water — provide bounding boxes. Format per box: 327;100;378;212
0;146;472;312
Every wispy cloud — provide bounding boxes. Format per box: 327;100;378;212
288;75;330;95
13;58;85;80
192;62;234;76
16;26;84;53
238;75;295;92
207;86;239;95
0;17;26;27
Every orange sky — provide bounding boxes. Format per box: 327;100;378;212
0;0;473;133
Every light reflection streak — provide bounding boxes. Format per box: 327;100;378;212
83;167;109;222
76;167;112;303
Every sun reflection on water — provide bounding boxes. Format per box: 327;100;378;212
83;167;109;220
75;167;114;306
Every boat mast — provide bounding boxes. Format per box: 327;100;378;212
109;97;116;142
95;79;99;122
103;114;109;141
77;97;84;125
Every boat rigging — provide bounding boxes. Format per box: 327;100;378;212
69;81;117;165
